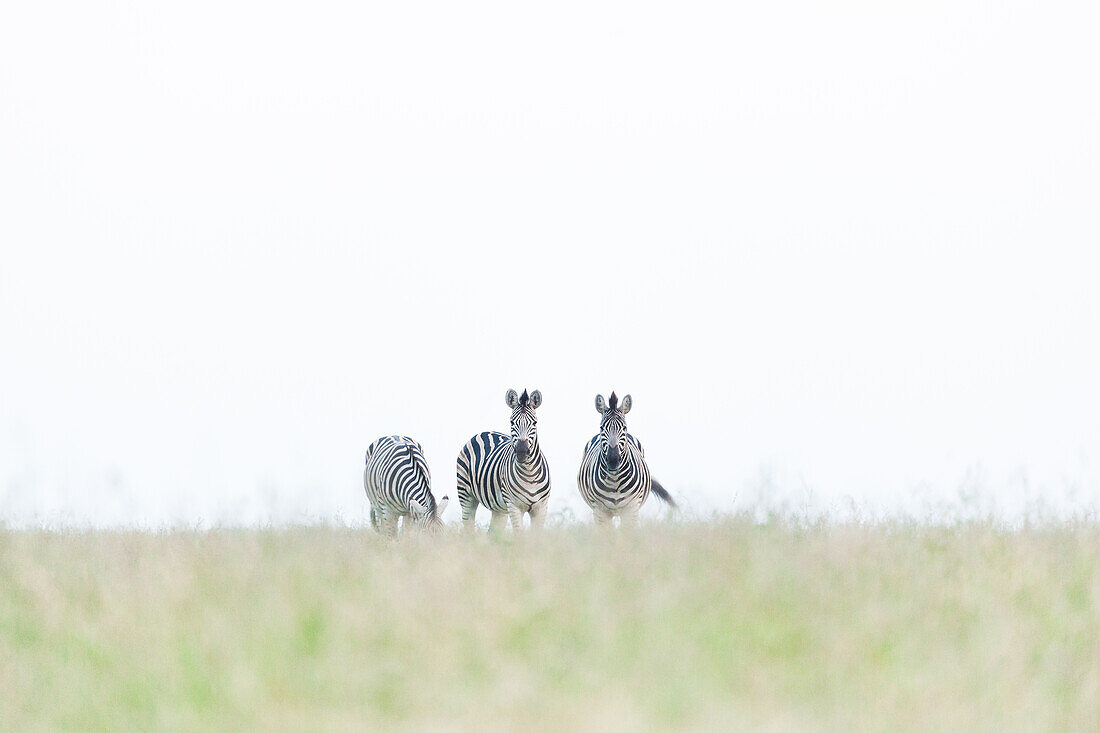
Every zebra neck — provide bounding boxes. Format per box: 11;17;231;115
512;445;544;475
599;460;629;478
598;447;635;479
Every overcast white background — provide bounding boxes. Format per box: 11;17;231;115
2;0;1098;526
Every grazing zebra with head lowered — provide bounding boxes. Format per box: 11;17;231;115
363;435;449;536
577;392;676;526
456;389;551;532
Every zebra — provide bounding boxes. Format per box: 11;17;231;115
577;392;676;526
363;435;449;536
456;388;551;532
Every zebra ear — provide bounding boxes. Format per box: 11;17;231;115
436;495;450;517
409;499;426;518
621;394;632;414
505;389;519;409
530;390;543;409
595;394;606;413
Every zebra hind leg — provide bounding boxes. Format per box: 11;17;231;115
459;495;479;533
457;471;478;532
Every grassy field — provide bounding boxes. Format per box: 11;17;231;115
2;517;1099;731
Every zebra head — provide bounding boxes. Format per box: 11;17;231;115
595;391;632;470
409;494;450;531
505;388;542;462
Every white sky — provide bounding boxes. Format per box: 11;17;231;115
2;0;1098;526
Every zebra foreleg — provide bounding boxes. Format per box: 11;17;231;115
488;511;508;535
528;501;548;530
620;507;640;528
592;507;613;527
503;501;525;530
506;505;524;532
378;508;399;538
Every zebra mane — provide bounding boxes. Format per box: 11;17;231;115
519;389;530;407
608;392;619;410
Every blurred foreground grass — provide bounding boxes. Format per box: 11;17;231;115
2;518;1099;730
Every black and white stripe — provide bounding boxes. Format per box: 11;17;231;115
456;388;551;531
577;392;675;525
363;435;448;535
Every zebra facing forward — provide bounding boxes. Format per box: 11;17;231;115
457;389;551;532
363;435;449;536
577;392;676;526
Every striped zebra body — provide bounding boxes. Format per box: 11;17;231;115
363;435;448;535
578;432;652;519
577;392;675;525
457;389;550;531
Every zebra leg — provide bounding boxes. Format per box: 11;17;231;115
379;508;399;538
488;511;508;535
369;504;379;532
458;485;478;532
592;507;613;527
528;501;548;530
507;507;526;533
460;497;479;532
620;507;641;528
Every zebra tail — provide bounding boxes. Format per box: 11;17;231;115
651;479;677;510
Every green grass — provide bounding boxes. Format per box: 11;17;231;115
2;518;1099;730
